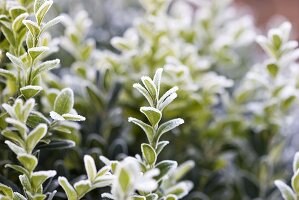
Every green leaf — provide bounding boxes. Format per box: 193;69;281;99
49;111;65;121
153;68;163;95
0;69;16;80
0;183;13;198
31;170;56;189
19;174;32;191
141;76;157;102
12;13;28;32
28;46;49;61
54;88;74;115
32;59;60;78
26;31;34;48
5;164;28;175
141;143;157;166
156;141;169;155
26;123;47;153
21;99;35;123
16;28;27;50
84;155;97;182
62;114;86;121
118;168;130;193
158;86;178;111
74;180;90;198
158;86;178;104
41;16;62;33
133;83;154;107
34;0;47;13
140;107;161;127
20;85;43;99
5;118;28;138
292;169;299;194
5;141;25;155
158;93;177;111
155;118;184;142
9;6;26;18
272;33;282;50
2;104;15;119
154;160;177;182
1;129;24;145
17;153;38;172
267;63;279;78
81;41;94;61
275;180;296;200
23;20;40;37
95;166;110;178
6;53;23;69
58;177;78;200
128;117;154;142
35;0;53;25
1;26;16;47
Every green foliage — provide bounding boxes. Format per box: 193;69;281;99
1;0;299;199
58;68;193;200
2;98;57;199
58;155;113;200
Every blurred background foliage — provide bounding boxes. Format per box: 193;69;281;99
1;0;299;199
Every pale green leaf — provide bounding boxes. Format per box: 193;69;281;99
20;85;43;99
23;20;40;37
17;153;38;172
54;88;74;115
128;117;154;142
35;0;53;25
275;180;296;200
26;123;47;153
84;155;97;182
140;107;161;127
141;143;157;166
58;177;78;200
31;170;57;189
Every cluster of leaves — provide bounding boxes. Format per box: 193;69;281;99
100;0;299;199
2;0;299;199
0;0;193;199
57;69;194;200
0;0;86;199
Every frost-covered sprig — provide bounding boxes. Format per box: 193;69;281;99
0;0;62;100
126;68;193;199
275;152;299;200
58;155;113;200
1;98;57;199
129;68;184;150
55;68;193;200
